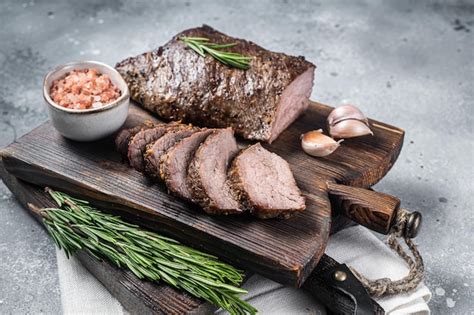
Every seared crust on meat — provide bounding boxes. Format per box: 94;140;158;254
116;25;315;142
186;159;216;213
115;121;155;157
127;125;170;172
143;125;197;180
186;128;242;215
227;164;253;215
159;129;213;201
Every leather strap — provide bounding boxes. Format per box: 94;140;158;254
302;254;384;314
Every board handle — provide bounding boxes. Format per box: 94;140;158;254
327;182;421;238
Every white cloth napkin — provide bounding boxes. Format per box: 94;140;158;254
56;226;431;314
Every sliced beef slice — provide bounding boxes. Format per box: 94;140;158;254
115;122;154;157
159;129;214;201
127;125;169;172
143;126;197;180
187;128;242;215
228;143;306;219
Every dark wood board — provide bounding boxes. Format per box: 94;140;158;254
0;163;212;315
0;161;365;315
0;101;404;287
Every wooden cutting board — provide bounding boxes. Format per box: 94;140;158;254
0;169;212;314
0;167;371;314
0;101;404;288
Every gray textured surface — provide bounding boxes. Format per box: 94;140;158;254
0;0;472;314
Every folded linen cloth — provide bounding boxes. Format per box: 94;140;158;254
56;225;431;314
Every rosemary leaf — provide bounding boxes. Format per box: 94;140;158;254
180;36;251;70
186;41;206;57
206;42;238;49
39;189;256;315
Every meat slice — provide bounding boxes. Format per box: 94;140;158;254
228;143;306;219
116;25;315;143
187;128;242;215
159;129;213;201
115;122;154;157
127;125;169;172
143;127;197;180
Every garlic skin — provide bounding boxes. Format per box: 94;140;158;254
327;104;368;126
329;119;374;139
301;129;343;157
327;104;373;138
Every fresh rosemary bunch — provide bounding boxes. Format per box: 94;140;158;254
180;36;252;70
32;188;257;315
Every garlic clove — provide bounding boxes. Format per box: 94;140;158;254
301;129;343;157
329;119;374;139
327;104;368;126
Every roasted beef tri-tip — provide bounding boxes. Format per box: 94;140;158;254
228;143;306;219
115;25;313;218
186;128;243;215
127;125;170;172
116;24;315;143
115;123;306;219
143;125;197;180
159;129;214;201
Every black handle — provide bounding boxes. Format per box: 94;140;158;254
302;254;384;315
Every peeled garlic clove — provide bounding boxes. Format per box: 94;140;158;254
329;119;373;138
327;104;368;126
301;129;343;157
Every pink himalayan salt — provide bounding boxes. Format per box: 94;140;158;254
50;68;121;110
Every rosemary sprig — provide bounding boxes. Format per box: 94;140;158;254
32;188;256;315
180;36;252;70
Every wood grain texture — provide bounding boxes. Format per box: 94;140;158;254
327;182;400;234
0;165;378;315
0;101;404;287
262;103;404;188
0;160;213;315
1;164;386;315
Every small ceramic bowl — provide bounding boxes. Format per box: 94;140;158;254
43;61;130;141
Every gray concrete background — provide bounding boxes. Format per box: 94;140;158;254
0;0;472;314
